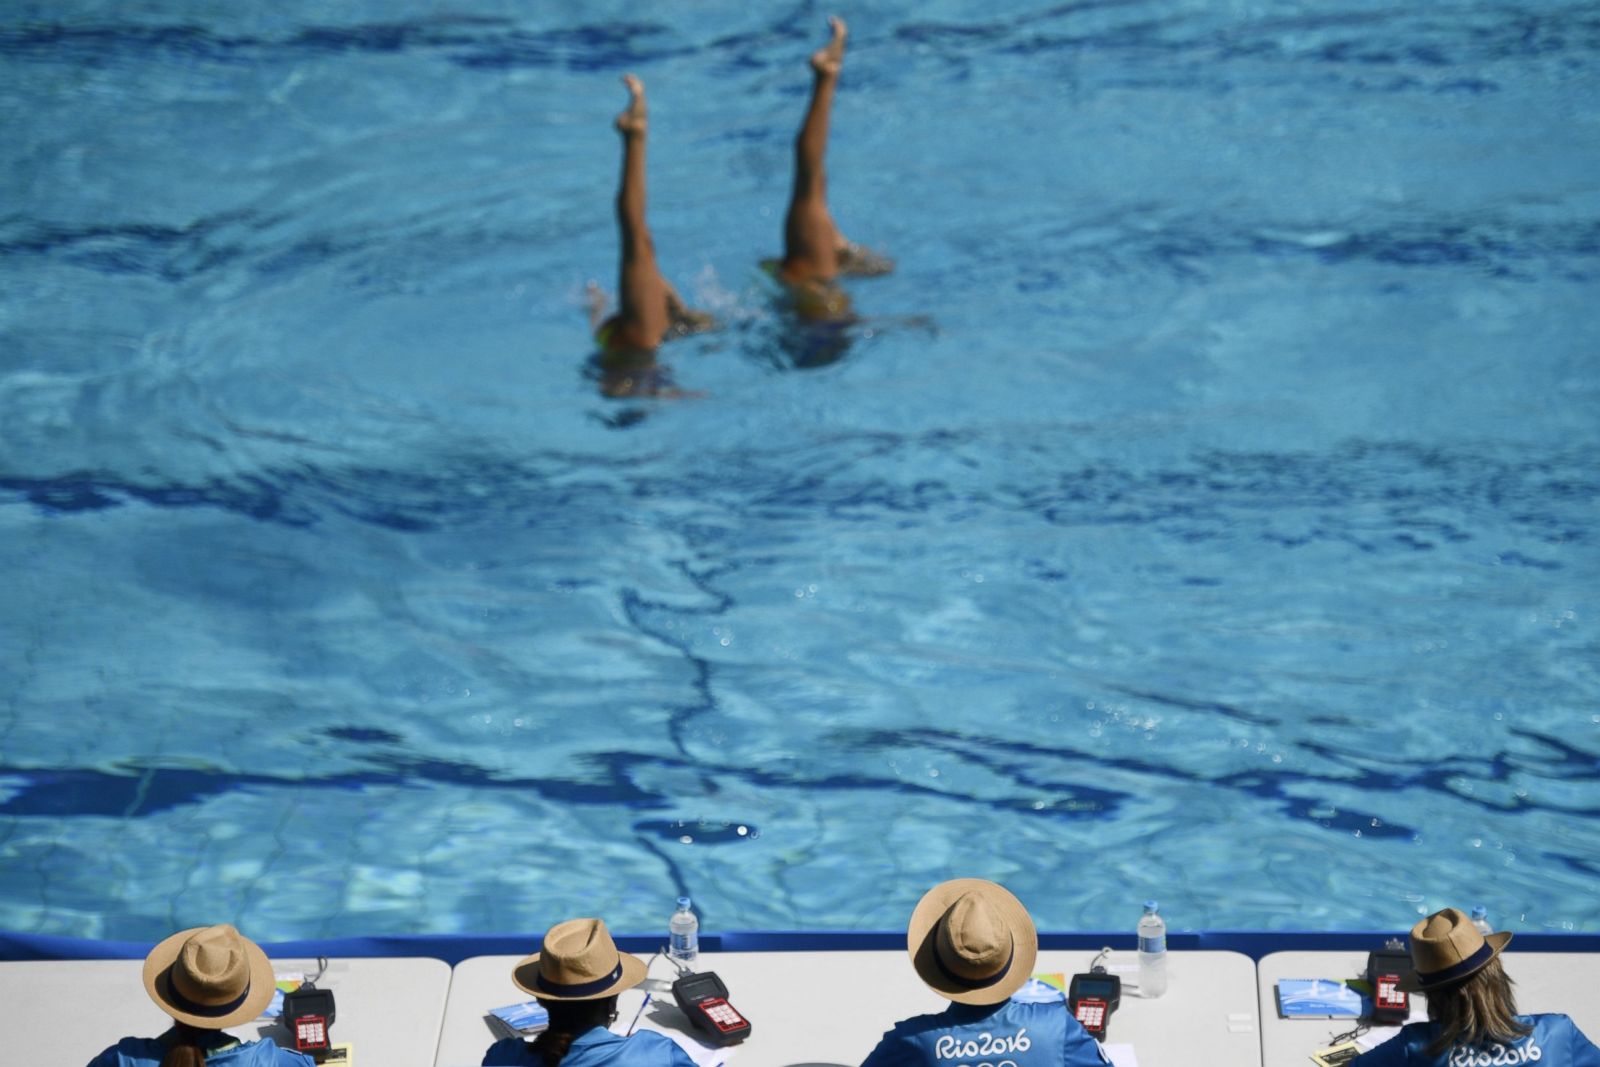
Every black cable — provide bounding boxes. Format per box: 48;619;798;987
305;956;329;986
649;945;690;978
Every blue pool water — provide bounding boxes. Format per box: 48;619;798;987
2;0;1598;943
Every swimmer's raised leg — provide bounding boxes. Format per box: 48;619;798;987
599;74;673;353
777;18;892;285
598;75;714;354
778;17;849;286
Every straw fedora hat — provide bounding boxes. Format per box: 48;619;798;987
1400;907;1514;993
908;879;1038;1005
142;924;277;1029
513;918;647;1001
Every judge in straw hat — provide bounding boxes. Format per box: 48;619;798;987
482;917;697;1067
861;878;1111;1067
1349;906;1600;1066
87;923;313;1067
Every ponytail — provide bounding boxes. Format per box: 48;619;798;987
159;1023;208;1067
529;997;619;1067
531;1027;580;1067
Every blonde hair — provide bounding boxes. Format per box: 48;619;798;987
1424;956;1532;1056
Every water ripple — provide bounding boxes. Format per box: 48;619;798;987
4;3;1595;82
2;439;1593;559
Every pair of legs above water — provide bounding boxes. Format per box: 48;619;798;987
589;17;890;390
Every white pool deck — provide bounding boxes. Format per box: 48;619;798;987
4;948;1597;1067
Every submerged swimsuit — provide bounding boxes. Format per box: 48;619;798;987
594;318;620;353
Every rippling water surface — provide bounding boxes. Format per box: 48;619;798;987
2;0;1598;941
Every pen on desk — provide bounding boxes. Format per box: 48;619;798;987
626;993;652;1035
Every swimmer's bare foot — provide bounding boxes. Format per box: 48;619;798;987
615;74;647;136
810;15;847;78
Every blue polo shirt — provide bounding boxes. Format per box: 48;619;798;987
1350;1013;1600;1067
483;1027;698;1067
88;1033;314;1067
860;999;1110;1067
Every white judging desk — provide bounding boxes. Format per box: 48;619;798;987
436;950;1263;1067
1;955;452;1066
1038;949;1262;1067
1257;951;1600;1066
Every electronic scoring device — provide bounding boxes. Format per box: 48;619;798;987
671;970;751;1045
282;983;337;1060
1067;971;1121;1040
1365;947;1411;1026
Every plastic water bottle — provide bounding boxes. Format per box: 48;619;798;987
1137;900;1168;997
669;896;699;966
1471;906;1493;935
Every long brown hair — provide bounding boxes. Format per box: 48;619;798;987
1424;956;1533;1056
159;1023;209;1067
530;996;619;1067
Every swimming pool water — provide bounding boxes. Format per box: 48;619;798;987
1;0;1598;942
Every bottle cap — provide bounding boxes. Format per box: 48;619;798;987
678;896;692;909
1144;900;1159;912
1470;905;1487;919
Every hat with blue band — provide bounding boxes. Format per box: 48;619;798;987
142;924;277;1029
1399;907;1514;993
514;918;647;1001
908;878;1038;1005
